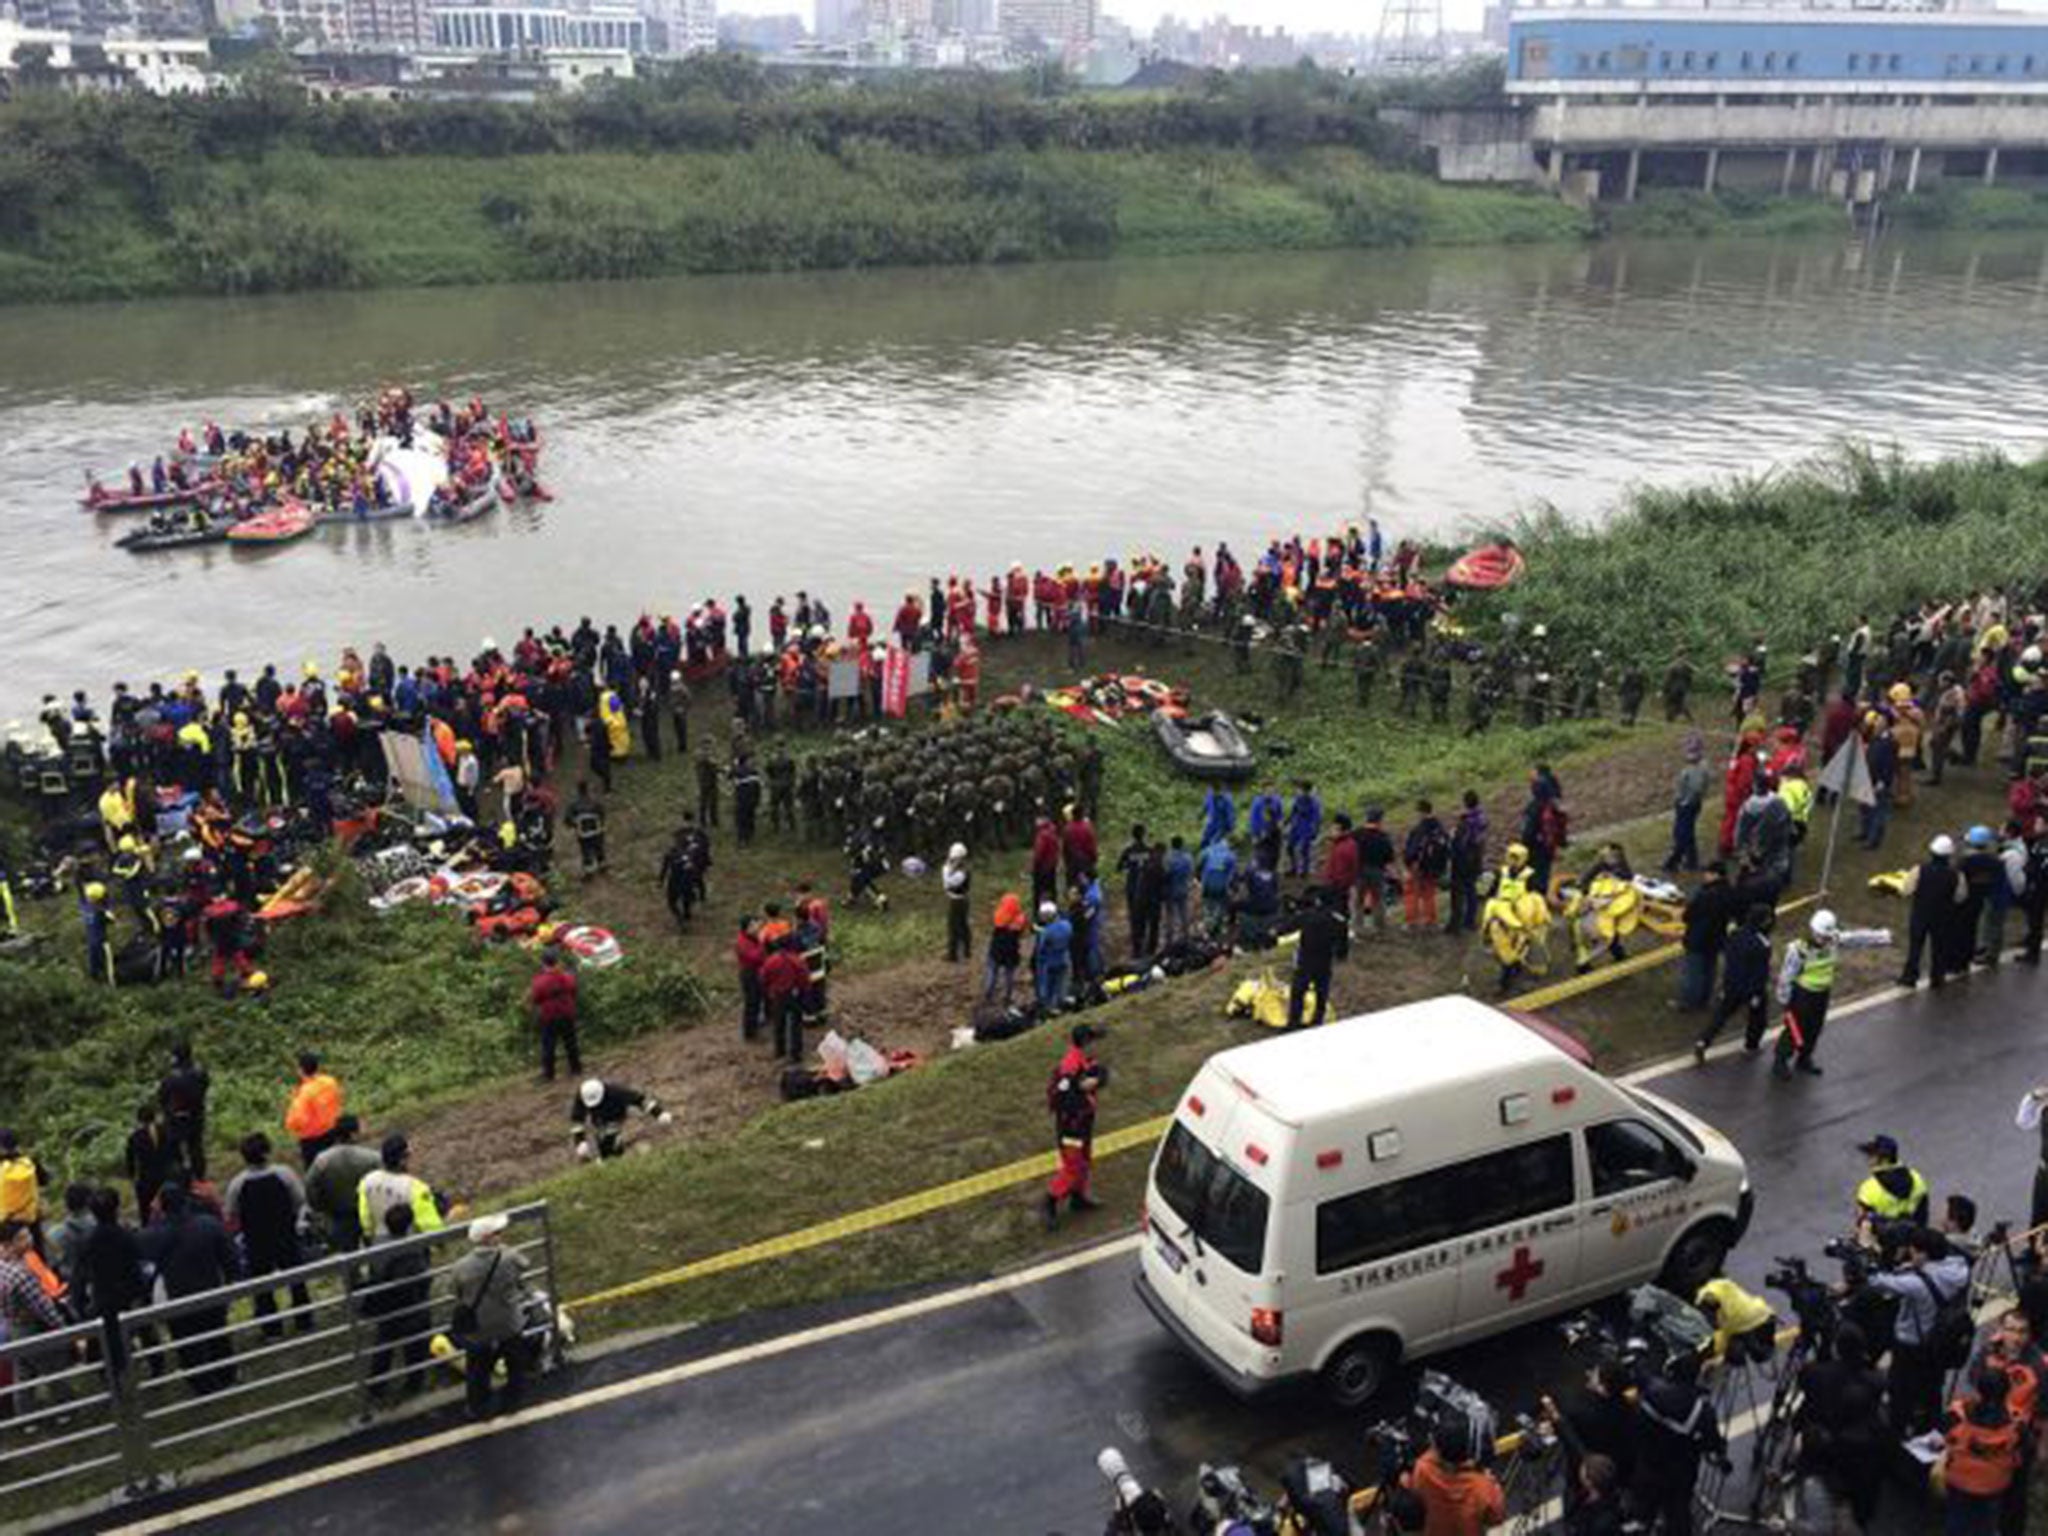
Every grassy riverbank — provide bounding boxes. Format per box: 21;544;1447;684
0;142;1589;304
3;448;2045;1521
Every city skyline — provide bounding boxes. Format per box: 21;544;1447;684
790;0;2048;48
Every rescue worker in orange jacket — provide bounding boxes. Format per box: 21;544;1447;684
1042;1025;1106;1231
285;1051;345;1166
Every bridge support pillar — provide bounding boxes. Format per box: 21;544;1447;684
1703;147;1720;192
1780;147;1798;196
1624;147;1641;203
1877;144;1896;190
1905;145;1922;195
1547;147;1564;185
1985;145;2001;187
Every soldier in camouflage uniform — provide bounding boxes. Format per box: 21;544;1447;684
1617;665;1647;727
1662;652;1695;723
766;747;797;832
1398;650;1427;717
1427;649;1453;724
1353;637;1381;708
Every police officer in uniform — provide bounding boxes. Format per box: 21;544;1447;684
1853;1133;1930;1228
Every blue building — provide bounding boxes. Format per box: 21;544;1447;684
1507;9;2048;93
1492;7;2048;200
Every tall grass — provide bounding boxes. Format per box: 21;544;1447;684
1463;446;2048;663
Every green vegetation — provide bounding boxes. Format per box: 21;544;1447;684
1891;181;2048;232
1602;187;1848;241
0;860;706;1179
0;57;1581;303
1464;446;2048;665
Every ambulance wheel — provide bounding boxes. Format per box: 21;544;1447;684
1321;1334;1396;1410
1659;1222;1731;1298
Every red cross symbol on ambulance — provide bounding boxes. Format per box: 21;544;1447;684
1494;1245;1545;1302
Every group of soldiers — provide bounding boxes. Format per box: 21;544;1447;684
751;712;1105;865
1236;618;1708;737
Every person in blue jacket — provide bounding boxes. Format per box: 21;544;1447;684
1248;787;1284;872
1200;786;1236;850
1285;782;1323;877
1197;837;1239;937
1033;901;1073;1012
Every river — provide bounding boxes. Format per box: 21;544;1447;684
3;230;2047;717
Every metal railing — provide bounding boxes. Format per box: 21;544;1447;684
0;1201;562;1511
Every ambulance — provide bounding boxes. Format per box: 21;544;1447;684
1136;997;1752;1406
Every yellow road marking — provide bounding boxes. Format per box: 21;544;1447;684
569;892;1820;1312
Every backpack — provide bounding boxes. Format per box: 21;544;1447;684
1917;1267;1977;1370
1539;799;1571;852
1412;821;1451;880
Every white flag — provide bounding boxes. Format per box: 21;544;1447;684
1817;734;1876;808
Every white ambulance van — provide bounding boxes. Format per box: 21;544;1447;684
1136;997;1751;1407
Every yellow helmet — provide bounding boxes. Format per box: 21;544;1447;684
1888;682;1912;705
118;835;140;854
1505;842;1529;868
84;881;108;902
303;661;320;679
245;971;270;993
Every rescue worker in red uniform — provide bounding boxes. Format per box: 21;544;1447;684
1042;1025;1107;1230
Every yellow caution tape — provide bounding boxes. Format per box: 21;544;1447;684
570;895;1824;1313
570;1115;1172;1311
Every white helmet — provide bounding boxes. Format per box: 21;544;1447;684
1929;834;1955;858
579;1078;604;1108
948;843;967;861
1811;910;1839;941
1038;901;1058;922
2027;646;2043;667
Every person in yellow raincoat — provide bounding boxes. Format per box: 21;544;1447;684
1887;682;1924;810
597;688;632;760
1482;842;1552;994
1559;844;1642;974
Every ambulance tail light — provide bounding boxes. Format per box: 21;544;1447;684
1251;1307;1284;1347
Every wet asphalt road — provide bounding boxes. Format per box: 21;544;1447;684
93;964;2045;1536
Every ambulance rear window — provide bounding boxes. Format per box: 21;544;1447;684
1155;1123;1271;1275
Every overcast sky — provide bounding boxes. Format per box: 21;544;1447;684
1103;0;1486;36
1105;0;2048;40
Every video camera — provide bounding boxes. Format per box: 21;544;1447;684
1560;1285;1713;1380
1189;1463;1278;1534
1098;1448;1178;1535
1364;1370;1500;1486
1765;1254;1841;1343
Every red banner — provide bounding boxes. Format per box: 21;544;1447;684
882;647;911;719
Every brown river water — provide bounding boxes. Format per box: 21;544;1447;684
3;231;2046;717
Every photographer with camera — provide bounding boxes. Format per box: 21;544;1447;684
1400;1415;1506;1536
1860;1224;1974;1437
1632;1348;1725;1535
1541;1360;1638;1518
1792;1321;1887;1532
